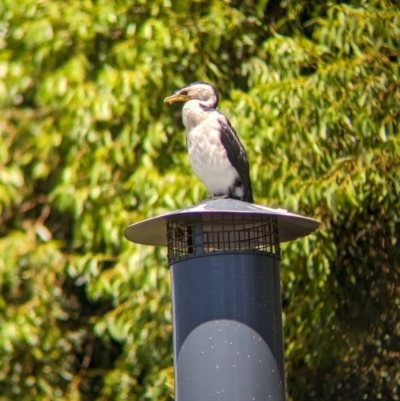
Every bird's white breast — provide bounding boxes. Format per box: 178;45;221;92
182;101;239;196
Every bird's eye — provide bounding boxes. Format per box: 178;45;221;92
180;90;188;96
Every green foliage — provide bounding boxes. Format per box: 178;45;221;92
0;0;399;400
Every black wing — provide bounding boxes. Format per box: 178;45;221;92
218;112;254;203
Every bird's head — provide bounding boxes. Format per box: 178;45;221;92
164;82;219;109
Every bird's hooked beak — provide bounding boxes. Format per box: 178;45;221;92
164;91;191;104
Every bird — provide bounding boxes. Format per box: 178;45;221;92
164;82;254;203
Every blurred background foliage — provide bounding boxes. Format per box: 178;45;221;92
0;0;399;399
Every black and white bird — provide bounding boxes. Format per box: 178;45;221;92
164;82;253;203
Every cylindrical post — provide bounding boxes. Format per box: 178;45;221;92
124;198;320;401
167;213;285;401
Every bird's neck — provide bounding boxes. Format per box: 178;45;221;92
182;100;215;130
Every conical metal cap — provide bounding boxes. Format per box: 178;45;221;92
124;199;320;246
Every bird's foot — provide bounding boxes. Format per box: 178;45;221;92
199;195;229;203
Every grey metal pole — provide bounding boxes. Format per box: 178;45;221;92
166;212;284;401
170;253;285;401
124;199;320;401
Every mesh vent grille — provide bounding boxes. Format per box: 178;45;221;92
167;213;280;264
